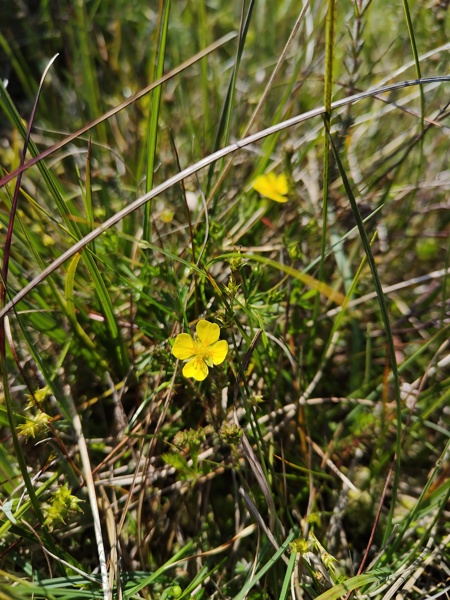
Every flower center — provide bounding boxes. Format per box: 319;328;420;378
194;340;211;360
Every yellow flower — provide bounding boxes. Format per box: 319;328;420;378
172;320;228;381
160;209;175;223
252;172;288;203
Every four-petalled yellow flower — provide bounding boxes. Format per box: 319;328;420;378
252;172;288;203
172;320;228;381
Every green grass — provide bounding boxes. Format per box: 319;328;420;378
0;1;449;599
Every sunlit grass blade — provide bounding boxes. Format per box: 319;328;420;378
278;542;298;600
402;0;424;134
143;0;171;242
82;140;94;232
64;252;95;351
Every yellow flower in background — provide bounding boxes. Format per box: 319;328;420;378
172;320;228;381
159;209;175;223
252;172;288;203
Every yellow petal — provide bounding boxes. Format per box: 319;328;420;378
208;340;229;365
182;357;209;381
172;333;196;360
252;172;288;203
196;320;220;346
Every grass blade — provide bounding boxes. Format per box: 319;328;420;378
143;0;171;241
232;530;296;600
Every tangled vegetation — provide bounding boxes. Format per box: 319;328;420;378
0;1;449;599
